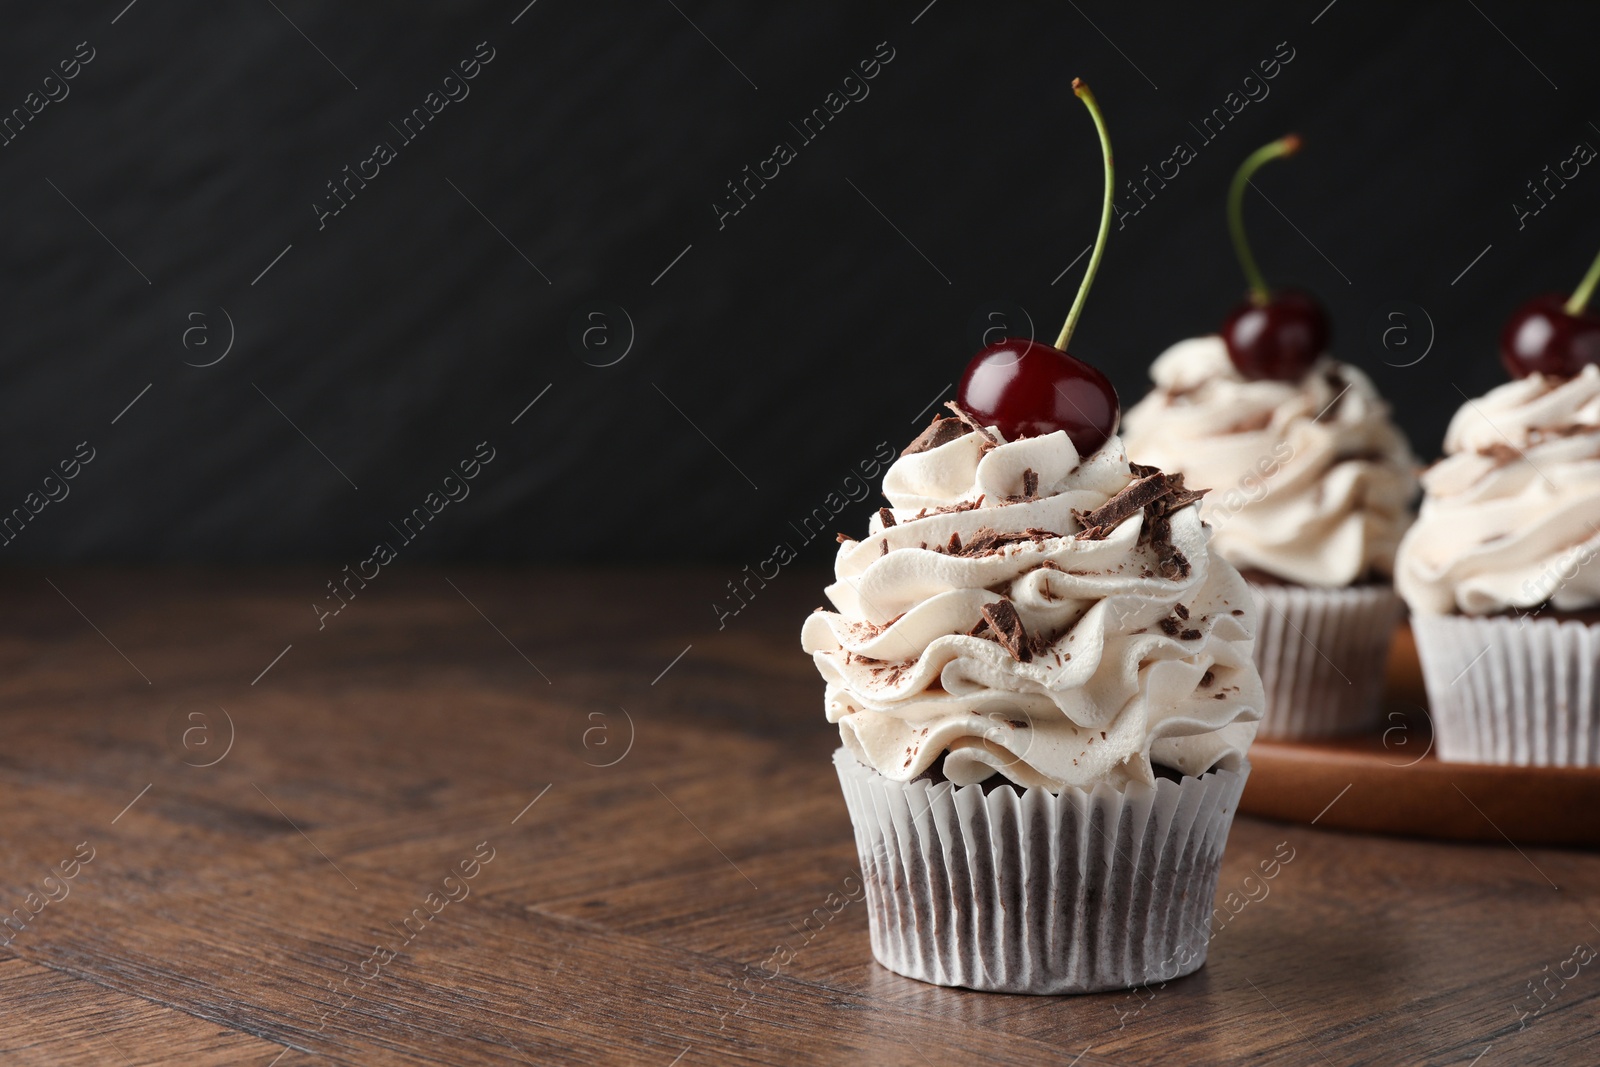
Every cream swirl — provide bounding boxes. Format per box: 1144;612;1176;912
801;417;1262;791
1121;336;1418;587
1396;364;1600;615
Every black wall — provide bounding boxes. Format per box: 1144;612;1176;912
1;1;1594;563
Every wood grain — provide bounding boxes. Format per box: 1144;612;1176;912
1;568;1597;1066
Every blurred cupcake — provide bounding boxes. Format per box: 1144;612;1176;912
803;402;1262;993
1123;134;1418;739
1122;340;1417;738
1397;363;1600;766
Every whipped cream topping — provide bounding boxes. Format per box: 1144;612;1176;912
1397;364;1600;615
1121;336;1418;587
801;415;1261;791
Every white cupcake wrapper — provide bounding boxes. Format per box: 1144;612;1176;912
1250;582;1401;739
833;748;1249;994
1413;614;1600;766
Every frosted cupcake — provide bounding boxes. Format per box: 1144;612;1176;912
1396;261;1600;765
803;81;1263;995
1122;136;1418;738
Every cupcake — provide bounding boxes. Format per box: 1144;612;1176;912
803;81;1262;995
1396;281;1600;766
806;404;1262;993
1122;340;1417;738
1122;135;1418;739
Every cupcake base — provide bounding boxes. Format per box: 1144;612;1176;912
1413;613;1600;766
833;749;1249;995
1249;581;1401;739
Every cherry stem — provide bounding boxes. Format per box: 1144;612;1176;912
1055;78;1114;352
1566;243;1600;314
1228;134;1301;307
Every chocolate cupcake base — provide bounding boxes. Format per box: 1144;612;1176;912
833;749;1249;995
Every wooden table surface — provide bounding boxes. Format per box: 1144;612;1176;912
2;568;1597;1066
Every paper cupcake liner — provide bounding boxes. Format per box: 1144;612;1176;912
832;748;1249;995
1249;582;1401;739
1412;613;1600;766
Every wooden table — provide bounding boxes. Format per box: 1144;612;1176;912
1;568;1596;1066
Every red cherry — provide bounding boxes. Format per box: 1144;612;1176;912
957;338;1120;454
1498;294;1600;379
1220;289;1330;381
958;81;1121;456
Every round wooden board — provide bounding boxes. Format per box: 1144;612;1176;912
1238;625;1600;847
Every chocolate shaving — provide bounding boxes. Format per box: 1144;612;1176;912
1007;719;1029;729
1199;669;1216;688
1090;465;1209;580
1180;628;1202;641
969;526;1058;556
1227;410;1275;434
1158;618;1181;636
1528;425;1596;445
978;599;1031;662
902;415;969;456
929;525;1060;557
1002;469;1042;506
835;533;853;544
1073;472;1181;539
878;507;896;528
943;401;1000;447
1143;509;1188;579
1174;603;1190;620
880;539;889;556
870;662;913;687
1480;442;1523;467
930;498;983;516
1143;479;1208;580
1162;484;1209;513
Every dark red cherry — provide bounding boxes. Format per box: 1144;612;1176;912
1221;289;1330;381
957;338;1120;454
1498;294;1600;379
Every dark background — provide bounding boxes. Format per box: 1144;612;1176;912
1;0;1594;564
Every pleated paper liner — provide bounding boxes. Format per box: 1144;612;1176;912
833;748;1249;994
1412;613;1600;766
1240;624;1600;846
1250;582;1401;740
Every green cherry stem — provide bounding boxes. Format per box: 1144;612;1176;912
1228;134;1302;307
1055;78;1114;352
1565;242;1600;314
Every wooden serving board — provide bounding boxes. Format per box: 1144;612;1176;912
1239;625;1600;846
